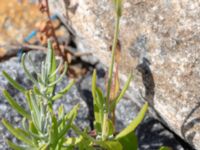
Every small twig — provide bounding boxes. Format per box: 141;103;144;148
73;51;93;57
0;44;93;61
45;0;63;56
39;0;75;63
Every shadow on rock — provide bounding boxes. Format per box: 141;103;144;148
76;66;106;130
181;102;200;148
136;57;155;107
136;118;194;150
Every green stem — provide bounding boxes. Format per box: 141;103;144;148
106;13;120;109
103;2;121;140
102;113;108;141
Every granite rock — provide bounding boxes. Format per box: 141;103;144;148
49;0;200;149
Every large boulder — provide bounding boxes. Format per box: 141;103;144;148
49;0;200;149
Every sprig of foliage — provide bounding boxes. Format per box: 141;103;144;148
2;40;77;150
67;0;149;149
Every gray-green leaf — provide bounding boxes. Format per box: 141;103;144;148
115;102;148;139
3;90;31;119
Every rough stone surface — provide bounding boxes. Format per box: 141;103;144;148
0;51;89;149
49;0;200;149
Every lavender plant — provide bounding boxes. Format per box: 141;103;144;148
2;41;77;149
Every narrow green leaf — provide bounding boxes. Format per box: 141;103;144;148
6;139;28;150
28;53;40;75
92;70;97;102
33;86;42;96
58;104;64;120
94;87;105;133
108;119;114;136
103;141;123;150
111;74;132;111
33;86;48;101
64;137;82;145
47;62;67;87
64;104;79;121
49;58;63;79
46;40;57;95
22;119;44;143
39;144;49;150
27;90;42;131
115;102;148;139
159;146;172;150
56;138;65;150
29;121;38;135
21;54;38;85
2;119;35;146
96;87;104;109
55;114;74;144
115;74;132;104
3;90;31;119
27;129;47;140
25;91;33;111
118;132;138;150
54;104;79;145
52;79;75;101
40;61;47;85
29;91;40;120
50;114;58;144
2;71;26;93
46;40;56;76
91;70;102;132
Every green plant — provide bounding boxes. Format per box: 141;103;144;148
2;41;77;149
2;0;149;150
89;0;148;148
64;0;148;149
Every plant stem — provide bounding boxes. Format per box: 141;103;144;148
102;113;108;141
102;2;121;140
106;12;120;109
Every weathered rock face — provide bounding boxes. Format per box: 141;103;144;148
49;0;200;149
